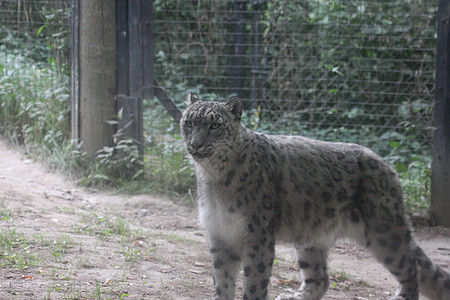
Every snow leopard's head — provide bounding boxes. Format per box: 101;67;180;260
180;93;242;161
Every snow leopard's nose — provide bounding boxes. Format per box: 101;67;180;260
191;139;203;150
191;127;207;150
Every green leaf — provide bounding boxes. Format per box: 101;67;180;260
395;161;408;173
389;141;401;148
37;25;45;36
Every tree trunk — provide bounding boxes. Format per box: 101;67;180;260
78;0;116;154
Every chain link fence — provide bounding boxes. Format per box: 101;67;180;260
150;0;436;207
0;0;71;149
153;0;435;142
0;1;437;209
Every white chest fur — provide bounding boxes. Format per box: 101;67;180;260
198;187;246;248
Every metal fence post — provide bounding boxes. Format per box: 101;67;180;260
116;0;153;156
226;1;249;105
431;0;450;226
70;0;80;141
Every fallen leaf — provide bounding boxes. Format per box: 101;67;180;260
194;262;206;267
278;279;300;287
22;275;34;280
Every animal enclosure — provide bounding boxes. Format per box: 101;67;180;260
0;0;443;214
148;0;437;212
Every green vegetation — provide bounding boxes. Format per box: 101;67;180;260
72;213;134;239
0;197;149;299
0;1;434;213
0;222;75;271
0;226;39;269
0;49;85;171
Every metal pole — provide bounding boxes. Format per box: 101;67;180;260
70;0;79;141
431;0;450;226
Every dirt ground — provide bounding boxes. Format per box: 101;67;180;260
0;137;449;300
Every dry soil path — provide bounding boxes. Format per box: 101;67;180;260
0;137;448;299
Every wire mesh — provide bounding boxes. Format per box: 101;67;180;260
0;0;71;145
150;0;436;205
0;0;70;72
0;1;436;207
152;0;435;146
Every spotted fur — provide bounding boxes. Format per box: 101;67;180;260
180;95;450;300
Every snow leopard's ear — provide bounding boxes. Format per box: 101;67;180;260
185;92;199;106
225;96;242;121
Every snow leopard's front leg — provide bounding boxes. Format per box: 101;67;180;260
241;228;275;300
209;239;242;300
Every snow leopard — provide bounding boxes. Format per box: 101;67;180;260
180;93;450;300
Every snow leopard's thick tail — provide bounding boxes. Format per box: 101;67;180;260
415;245;450;300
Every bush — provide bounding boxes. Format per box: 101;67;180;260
0;49;69;145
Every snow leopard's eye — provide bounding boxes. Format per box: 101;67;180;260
185;121;194;128
210;122;221;130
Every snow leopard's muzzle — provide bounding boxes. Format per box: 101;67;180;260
185;127;215;160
